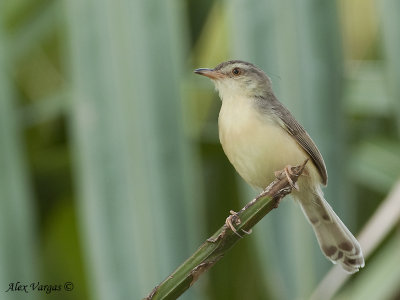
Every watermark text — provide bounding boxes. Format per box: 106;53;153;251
5;281;74;294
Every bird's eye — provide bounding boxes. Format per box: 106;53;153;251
232;67;241;76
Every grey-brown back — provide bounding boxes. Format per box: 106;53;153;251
255;93;328;185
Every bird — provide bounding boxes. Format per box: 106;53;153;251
194;60;364;273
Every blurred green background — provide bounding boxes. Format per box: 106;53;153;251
1;0;400;299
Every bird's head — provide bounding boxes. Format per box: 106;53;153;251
194;60;272;101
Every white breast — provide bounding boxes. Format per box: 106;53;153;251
218;94;311;189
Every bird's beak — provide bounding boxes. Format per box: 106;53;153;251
194;68;224;80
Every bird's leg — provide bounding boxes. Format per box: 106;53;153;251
225;210;252;237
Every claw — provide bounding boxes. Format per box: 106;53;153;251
241;228;252;235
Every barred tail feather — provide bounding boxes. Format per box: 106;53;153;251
298;189;364;273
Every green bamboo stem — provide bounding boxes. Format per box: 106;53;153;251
145;160;308;300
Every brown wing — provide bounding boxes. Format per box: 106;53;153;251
273;103;328;185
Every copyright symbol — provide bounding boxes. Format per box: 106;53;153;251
64;282;74;291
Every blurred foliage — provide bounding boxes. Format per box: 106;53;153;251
0;0;399;300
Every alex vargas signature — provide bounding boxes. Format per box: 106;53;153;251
5;281;74;294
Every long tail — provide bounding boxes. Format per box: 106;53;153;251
298;189;364;273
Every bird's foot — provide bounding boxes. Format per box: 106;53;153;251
274;165;299;191
225;210;252;238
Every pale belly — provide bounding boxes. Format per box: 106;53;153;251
218;99;313;189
